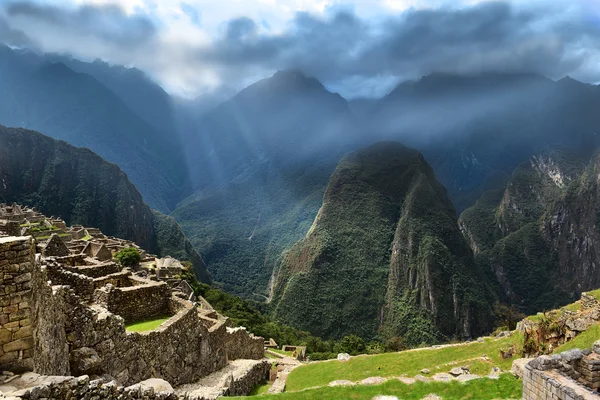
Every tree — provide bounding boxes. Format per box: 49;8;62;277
494;302;525;331
114;247;141;268
334;334;366;355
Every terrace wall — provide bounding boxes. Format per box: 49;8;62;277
523;347;600;400
94;280;171;323
0;237;35;372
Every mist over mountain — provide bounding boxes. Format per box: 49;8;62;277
0;45;190;212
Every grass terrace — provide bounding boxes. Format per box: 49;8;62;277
236;375;522;399
125;316;171;332
282;334;524;392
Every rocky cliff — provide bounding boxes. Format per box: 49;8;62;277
0;125;209;282
459;149;595;313
270;142;492;343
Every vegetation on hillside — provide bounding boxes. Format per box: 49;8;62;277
152;210;211;283
459;148;594;313
271;142;493;343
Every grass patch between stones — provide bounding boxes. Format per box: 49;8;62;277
125;316;171;332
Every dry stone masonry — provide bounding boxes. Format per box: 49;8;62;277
0;236;35;373
523;343;600;399
0;204;267;399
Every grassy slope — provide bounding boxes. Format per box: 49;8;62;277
238;375;521;400
236;290;600;400
283;335;523;392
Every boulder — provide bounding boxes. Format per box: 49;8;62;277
361;377;387;385
420;368;430;374
137;378;174;394
337;353;351;362
432;373;453;382
69;348;101;376
593;340;600;354
421;395;442;400
398;377;416;385
414;374;430;382
449;366;469;376
329;380;355;387
560;349;584;363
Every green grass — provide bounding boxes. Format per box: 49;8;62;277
271;349;295;357
235;374;522;399
555;323;600;352
248;381;273;396
125;316;171;332
587;289;600;301
81;235;92;241
284;334;523;392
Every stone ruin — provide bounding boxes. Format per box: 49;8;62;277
0;205;268;399
518;292;600;357
522;343;600;399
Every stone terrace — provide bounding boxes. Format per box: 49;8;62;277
523;343;600;399
0;205;267;399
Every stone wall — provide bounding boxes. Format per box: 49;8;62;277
94;280;172;323
225;361;271;397
62;262;122;278
11;375;178;400
225;327;265;360
32;266;230;387
523;345;600;399
45;262;96;302
0;236;34;372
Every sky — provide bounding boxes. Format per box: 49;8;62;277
0;0;598;99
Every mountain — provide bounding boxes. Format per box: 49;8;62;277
269;142;493;343
459;148;597;313
0;125;209;282
181;69;354;190
372;72;600;212
171;70;359;297
0;45;190;212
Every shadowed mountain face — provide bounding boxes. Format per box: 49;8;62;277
180;69;355;190
0;45;190;212
270;142;493;342
0;125;209;282
373;73;600;211
459;148;600;314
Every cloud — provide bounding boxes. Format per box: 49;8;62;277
0;0;597;99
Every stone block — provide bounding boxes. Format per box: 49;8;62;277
0;350;18;363
3;337;33;352
13;325;32;339
0;328;11;343
14;273;31;284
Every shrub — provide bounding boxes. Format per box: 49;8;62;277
114;247;141;267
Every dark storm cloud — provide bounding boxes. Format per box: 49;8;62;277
0;0;597;97
0;1;157;51
202;1;598;85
